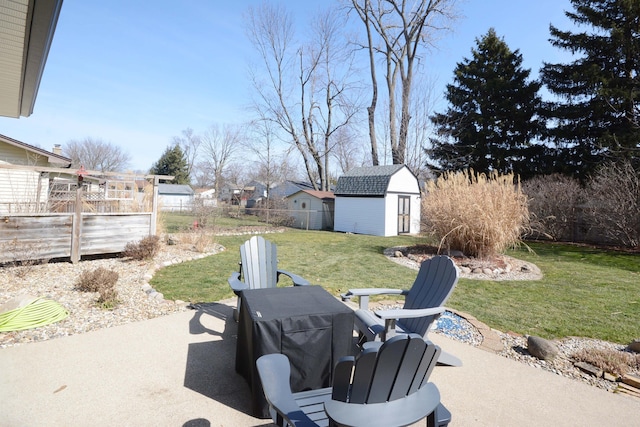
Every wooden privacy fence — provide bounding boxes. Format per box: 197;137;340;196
0;163;171;264
0;212;153;264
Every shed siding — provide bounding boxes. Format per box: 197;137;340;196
384;192;421;235
334;165;420;237
334;197;386;236
387;167;420;194
288;194;324;230
158;194;193;212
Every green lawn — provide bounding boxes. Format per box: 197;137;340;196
151;224;640;344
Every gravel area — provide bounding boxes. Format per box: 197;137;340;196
0;240;221;348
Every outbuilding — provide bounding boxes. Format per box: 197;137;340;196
286;189;335;230
158;184;194;212
334;164;420;236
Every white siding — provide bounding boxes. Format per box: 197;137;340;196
383;192;421;236
0;143;50;166
334;197;386;236
287;192;325;230
334;165;421;237
387;167;420;193
158;194;193;212
0;164;49;213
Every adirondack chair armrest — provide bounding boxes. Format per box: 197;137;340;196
227;272;247;295
324;382;442;427
277;269;311;286
374;306;446;320
341;288;409;309
256;354;318;427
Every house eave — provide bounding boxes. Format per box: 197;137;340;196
0;0;64;118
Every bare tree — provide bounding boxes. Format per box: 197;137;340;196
172;128;201;180
200;124;241;197
245;3;360;191
405;77;436;183
350;0;458;165
244;118;287;200
64;137;131;172
332;125;367;174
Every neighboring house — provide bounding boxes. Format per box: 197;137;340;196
219;183;242;205
244;181;268;208
194;188;217;207
333;164;421;237
158;183;194;212
0;134;73;213
286;189;335;230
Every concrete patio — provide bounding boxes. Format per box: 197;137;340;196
1;299;638;426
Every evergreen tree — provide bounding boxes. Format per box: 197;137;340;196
149;145;190;184
540;0;640;181
429;29;544;179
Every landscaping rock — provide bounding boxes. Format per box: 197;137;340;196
394;251;404;258
628;339;640;353
527;335;559;361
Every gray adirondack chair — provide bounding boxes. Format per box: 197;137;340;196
228;235;310;320
342;255;461;367
256;333;451;427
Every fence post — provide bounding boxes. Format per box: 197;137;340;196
71;186;83;263
150;177;159;236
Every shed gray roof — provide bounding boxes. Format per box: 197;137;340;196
334;164;405;196
158;184;194;195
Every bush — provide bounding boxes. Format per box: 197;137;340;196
122;235;161;260
75;267;119;308
522;174;584;241
583;160;640;248
422;169;530;259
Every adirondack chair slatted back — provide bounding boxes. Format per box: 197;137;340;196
240;236;278;289
331;334;441;405
400;256;459;337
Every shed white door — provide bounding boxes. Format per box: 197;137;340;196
398;196;411;234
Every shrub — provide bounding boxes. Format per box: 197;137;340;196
75;267;119;308
122;235;161;260
522;174;584;241
421;169;530;259
583;160;640;248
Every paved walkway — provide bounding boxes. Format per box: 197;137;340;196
1;299;639;426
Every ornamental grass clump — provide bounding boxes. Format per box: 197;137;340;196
572;347;640;377
422;169;530;259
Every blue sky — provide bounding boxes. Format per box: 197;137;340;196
1;0;575;172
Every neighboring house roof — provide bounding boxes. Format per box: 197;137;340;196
272;181;322;198
334;164;406;196
0;0;64;118
0;133;72;166
158;184;194;195
288;189;335;200
195;188;215;196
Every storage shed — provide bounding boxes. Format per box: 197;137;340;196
334;164;420;236
158;184;194;212
286;189;335;230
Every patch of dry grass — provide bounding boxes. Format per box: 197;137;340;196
422;169;530;259
572;347;640;377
